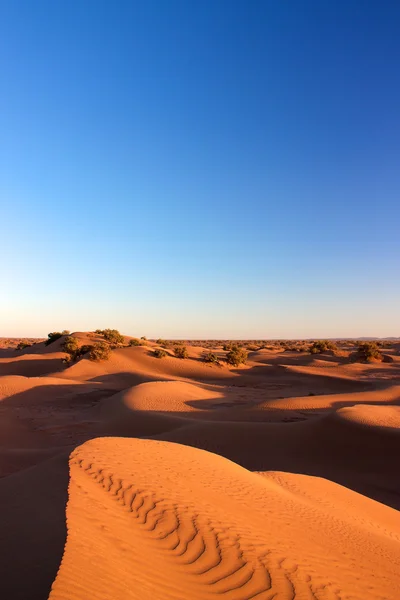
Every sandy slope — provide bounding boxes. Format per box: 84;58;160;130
96;381;400;508
49;437;400;600
0;335;399;599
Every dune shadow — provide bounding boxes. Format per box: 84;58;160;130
0;452;70;600
0;357;66;377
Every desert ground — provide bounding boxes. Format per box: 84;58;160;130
0;332;399;599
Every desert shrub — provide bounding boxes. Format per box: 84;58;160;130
141;336;147;341
16;341;31;350
88;341;111;362
61;330;70;335
62;337;94;363
153;348;167;358
156;338;170;348
129;338;141;347
62;336;80;357
45;332;63;346
174;345;189;359
375;340;388;348
357;342;382;362
94;329;104;335
226;345;248;366
222;342;234;351
309;340;338;354
79;344;93;356
294;344;311;353
102;329;124;346
203;351;219;364
283;343;299;352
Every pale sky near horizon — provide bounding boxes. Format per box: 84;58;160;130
1;1;399;339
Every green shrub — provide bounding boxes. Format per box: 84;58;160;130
62;336;80;355
156;338;170;347
128;338;141;347
174;345;189;359
88;342;111;362
203;351;219;364
223;342;234;351
309;340;338;354
226;345;248;366
16;341;31;350
79;344;93;356
153;348;167;358
358;342;382;362
102;329;124;346
62;337;94;363
45;332;63;346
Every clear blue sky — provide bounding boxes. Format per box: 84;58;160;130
1;1;399;338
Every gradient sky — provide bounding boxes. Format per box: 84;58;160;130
1;1;399;338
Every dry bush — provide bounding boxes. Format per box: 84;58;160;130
203;351;220;364
174;345;189;359
357;342;382;362
153;348;167;358
102;329;124;346
226;345;248;366
62;336;80;356
128;338;141;347
45;332;63;346
309;340;338;354
88;342;111;362
62;337;96;363
16;341;31;350
223;342;234;351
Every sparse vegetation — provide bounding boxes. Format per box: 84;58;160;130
357;342;382;362
61;330;70;335
88;341;111;362
174;345;189;359
128;338;141;347
16;341;31;350
141;336;147;341
153;348;167;358
62;337;94;363
203;351;220;364
62;336;80;357
79;344;93;356
45;332;63;346
102;329;124;346
223;342;234;351
309;340;338;354
226;345;248;366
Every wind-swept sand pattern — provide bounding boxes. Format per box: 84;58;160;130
49;438;400;600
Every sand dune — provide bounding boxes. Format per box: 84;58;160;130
49;437;400;600
0;335;399;599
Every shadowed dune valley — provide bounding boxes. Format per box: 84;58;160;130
0;333;399;599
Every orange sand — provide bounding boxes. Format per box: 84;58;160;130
0;333;398;599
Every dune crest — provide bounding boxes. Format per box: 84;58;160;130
49;437;400;600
